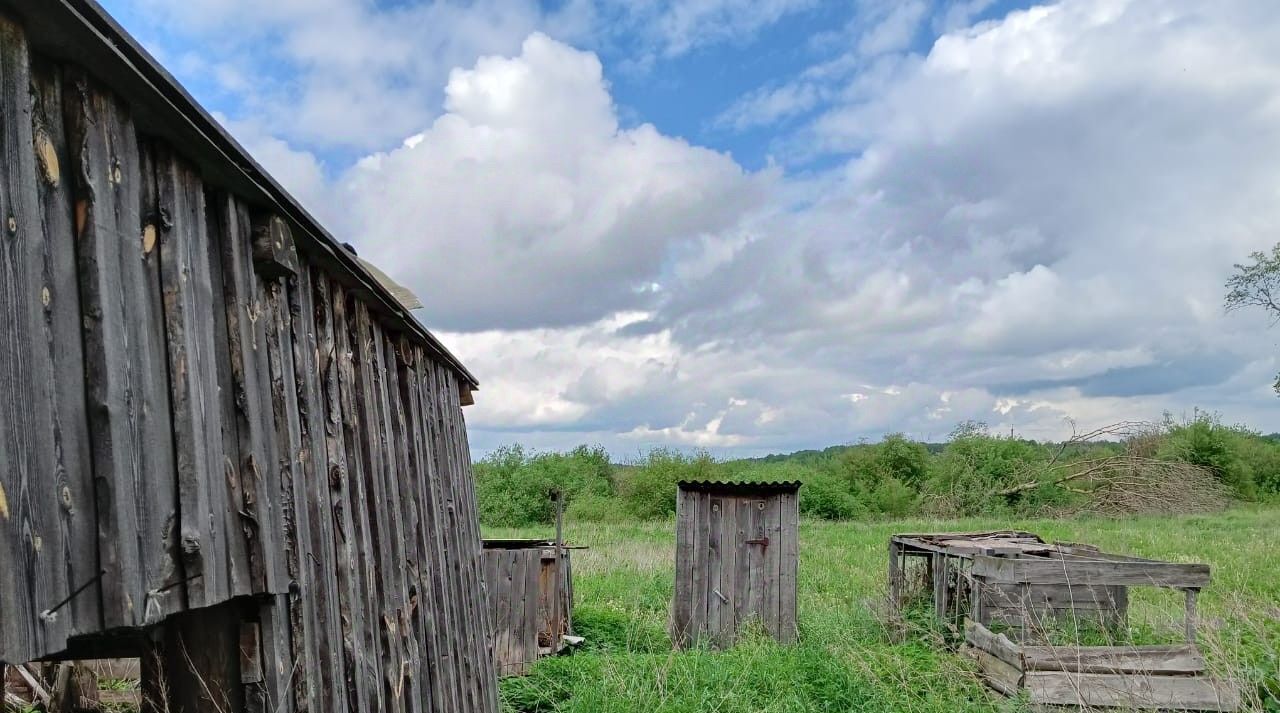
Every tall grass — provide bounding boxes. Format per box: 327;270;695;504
489;506;1280;712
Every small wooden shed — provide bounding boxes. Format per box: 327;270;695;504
481;539;574;676
670;481;800;649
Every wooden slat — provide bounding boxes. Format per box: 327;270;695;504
290;262;347;712
1022;644;1205;674
416;356;461;710
964;620;1023;669
971;556;1210;588
0;16;71;660
777;491;798;644
212;197;288;596
1025;670;1240;710
255;252;323;712
961;645;1023;697
717;494;737;647
383;335;424;710
671;489;694;646
154;143;237;608
29;57;99;642
400;344;447;711
523;549;541;672
979;582;1127;611
733;497;754;635
706;497;724;647
692;491;710;643
333;284;385;712
313;273;371;713
64;68;180;630
350;302;401;707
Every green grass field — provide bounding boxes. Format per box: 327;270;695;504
486;507;1280;712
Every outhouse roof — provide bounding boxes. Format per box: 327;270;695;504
677;480;802;495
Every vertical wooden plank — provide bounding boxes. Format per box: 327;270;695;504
290;264;346;712
256;596;294;713
414;356;460;711
690;491;709;644
431;363;473;704
313;273;370;713
399;343;446;712
212;199;287;597
255;251;322;712
332;286;384;713
717;494;737;647
523;549;541;673
778;491;798;644
738;497;759;632
350;307;409;708
384;336;425;711
153;143;235;608
764;494;782;639
0;18;70;661
706;497;723;648
64;69;180;630
888;539;902;616
670;489;692;646
28;57;100;642
445;367;494;709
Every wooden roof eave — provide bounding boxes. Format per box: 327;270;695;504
2;0;479;390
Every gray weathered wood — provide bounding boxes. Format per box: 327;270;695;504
29;56;100;643
0;18;74;661
1022;643;1205;675
251;214;298;279
964;620;1023;669
1024;670;1240;710
961;645;1023;696
64;69;181;630
154;143;235;609
971;556;1210;588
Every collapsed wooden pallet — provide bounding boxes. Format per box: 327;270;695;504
964;621;1239;711
889;532;1241;711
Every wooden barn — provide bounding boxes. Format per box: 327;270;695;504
481;539;574;677
0;1;499;711
670;481;800;649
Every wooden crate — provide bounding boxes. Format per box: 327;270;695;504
482;540;574;676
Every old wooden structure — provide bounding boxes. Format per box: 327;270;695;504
670;481;799;649
0;1;498;711
481;539;574;676
889;532;1239;710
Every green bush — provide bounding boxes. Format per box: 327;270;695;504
1158;413;1257;498
474;444;614;526
925;422;1045;516
617;448;721;519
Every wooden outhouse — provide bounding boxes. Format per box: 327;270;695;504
0;1;498;711
481;539;574;676
670;481;800;649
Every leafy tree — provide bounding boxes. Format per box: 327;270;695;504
1226;243;1280;394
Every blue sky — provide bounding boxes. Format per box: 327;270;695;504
97;0;1280;457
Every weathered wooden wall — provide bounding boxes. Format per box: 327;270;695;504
670;482;799;649
0;7;497;711
481;541;572;676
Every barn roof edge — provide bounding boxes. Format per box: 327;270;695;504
3;0;479;388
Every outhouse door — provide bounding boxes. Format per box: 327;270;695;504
704;495;781;646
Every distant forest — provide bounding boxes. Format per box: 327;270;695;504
474;412;1280;527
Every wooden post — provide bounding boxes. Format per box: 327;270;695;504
552;491;564;649
887;540;902;616
933;554;949;623
1184;588;1199;644
144;600;246;713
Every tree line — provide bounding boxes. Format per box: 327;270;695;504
473;412;1280;527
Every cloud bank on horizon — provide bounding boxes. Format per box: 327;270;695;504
102;0;1280;456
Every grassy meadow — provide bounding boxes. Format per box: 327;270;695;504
487;506;1280;713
